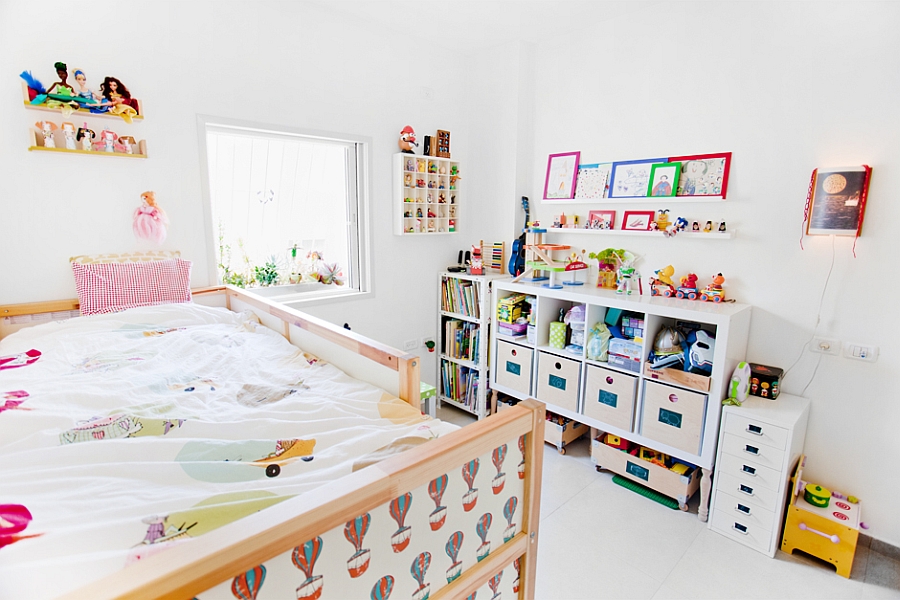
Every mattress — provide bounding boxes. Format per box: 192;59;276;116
0;303;456;598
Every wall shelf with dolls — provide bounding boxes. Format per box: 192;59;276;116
29;121;147;159
20;63;143;122
393;153;460;235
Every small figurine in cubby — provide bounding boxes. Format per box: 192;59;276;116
700;273;726;303
76;122;94;151
406;158;415;171
427;220;436;232
398;125;418;154
404;210;412;218
438;181;445;189
438;192;446;203
406;226;415;233
449;219;456;232
404;173;412;187
450;164;459;176
61;121;77;149
450;194;456;204
405;197;414;203
35;120;57;148
417;159;426;172
416;208;423;218
703;220;713;232
417;178;425;188
718;221;727;232
427;192;434;203
427;208;436;218
449;206;456;217
428;162;437;173
415;219;422;232
427;180;435;188
450;176;460;189
439;164;447;175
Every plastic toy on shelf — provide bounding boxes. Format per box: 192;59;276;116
649;265;676;297
616;254;641;295
398;125;417;153
511;236;588;289
675;273;699;300
700;273;726;302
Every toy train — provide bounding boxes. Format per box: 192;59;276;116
650;268;727;303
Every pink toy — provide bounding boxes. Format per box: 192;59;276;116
133;191;169;244
93;129;124;153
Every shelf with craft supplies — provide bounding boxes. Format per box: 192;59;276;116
20;81;144;122
547;228;734;239
28;125;147;158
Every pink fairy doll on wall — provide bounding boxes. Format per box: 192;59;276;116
133;191;169;244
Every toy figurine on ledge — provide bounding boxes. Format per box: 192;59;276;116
398;125;418;154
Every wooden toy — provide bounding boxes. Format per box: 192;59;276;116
782;456;862;578
436;129;450;158
511;239;587;289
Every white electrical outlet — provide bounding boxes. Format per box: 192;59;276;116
810;337;841;356
403;339;417;351
843;343;879;363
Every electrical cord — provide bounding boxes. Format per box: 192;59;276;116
783;235;836;390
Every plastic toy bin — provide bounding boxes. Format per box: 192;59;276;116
583;364;637;431
536;352;581;412
495;340;533;396
640;380;707;455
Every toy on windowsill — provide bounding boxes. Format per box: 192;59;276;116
35;120;57;148
649;265;676;297
699;273;726;302
133;191;169;244
398;125;418;154
675;273;699;300
60;122;76;149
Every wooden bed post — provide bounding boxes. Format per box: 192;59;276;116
398;354;420;408
520;398;545;599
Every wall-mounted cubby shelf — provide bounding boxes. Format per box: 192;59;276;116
547;227;734;239
394;153;460;235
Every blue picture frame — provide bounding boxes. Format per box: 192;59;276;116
608;157;668;199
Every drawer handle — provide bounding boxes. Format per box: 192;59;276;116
744;445;759;455
555;362;562;370
511;349;517;357
798;522;840;544
732;522;749;535
606;376;614;384
736;503;751;515
746;424;763;436
742;464;757;476
739;484;754;496
668;393;678;403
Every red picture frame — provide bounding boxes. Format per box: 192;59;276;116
667;152;732;199
587;210;616;229
622;210;655;231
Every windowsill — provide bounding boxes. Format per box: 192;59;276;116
241;282;371;309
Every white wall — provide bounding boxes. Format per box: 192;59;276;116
528;2;900;545
0;1;480;386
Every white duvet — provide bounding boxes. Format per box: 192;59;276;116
0;303;456;599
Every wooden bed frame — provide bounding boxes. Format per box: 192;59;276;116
0;286;546;599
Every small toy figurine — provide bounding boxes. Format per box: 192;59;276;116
35;120;57;148
718;221;727;232
99;76;137;122
427;208;436;218
428;162;437;173
417;159;426;172
60;122;77;149
676;273;699;300
417;179;425;188
703;220;713;232
404;173;412;187
438;192;446;203
427;192;434;203
655;209;670;231
616;255;640;295
71;68;103;110
427;220;436;233
76;122;94;151
404;210;412;218
406;158;414;171
45;61;74;95
93;129;121;152
650;265;676;297
450;176;460;189
119;136;136;154
450;165;459;176
404;197;413;203
133;191;169;244
470;245;483;275
416;208;423;218
427;180;435;188
398;125;418;154
414;219;422;232
449;206;456;217
649;222;659;231
692;221;700;231
674;216;688;231
438;181;445;189
448;219;456;231
450;194;456;204
439;165;447;175
700;273;726;303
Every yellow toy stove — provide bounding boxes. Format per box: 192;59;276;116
781;455;862;578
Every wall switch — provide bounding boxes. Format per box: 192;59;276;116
843;343;879;363
810;337;841;356
403;339;418;351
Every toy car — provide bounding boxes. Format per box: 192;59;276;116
700;273;726;302
675;273;699;300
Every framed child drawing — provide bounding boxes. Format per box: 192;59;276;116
622;210;655;231
573;162;612;201
647;162;681;197
609;157;667;199
543;152;581;200
668;152;732;198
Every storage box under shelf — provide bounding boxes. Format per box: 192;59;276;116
591;434;700;510
544;415;588;454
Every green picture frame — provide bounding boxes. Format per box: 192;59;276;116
647;162;682;197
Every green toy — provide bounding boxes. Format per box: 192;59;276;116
612;475;679;510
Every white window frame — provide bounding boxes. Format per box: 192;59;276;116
196;115;372;305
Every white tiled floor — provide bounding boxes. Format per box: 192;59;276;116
437;405;900;600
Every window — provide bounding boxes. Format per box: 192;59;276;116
200;118;369;301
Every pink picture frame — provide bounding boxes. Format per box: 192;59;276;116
543;152;581;200
587;210;616;230
622;210;655;231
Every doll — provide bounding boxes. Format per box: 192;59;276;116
35;121;57;148
76;123;95;151
60;122;77;149
133;191;169;244
99;76;138;123
119;136;136;154
93;129;122;153
45;61;74;95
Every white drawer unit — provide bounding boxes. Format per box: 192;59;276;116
641;380;707;455
495;340;534;396
583;365;637;431
536;352;581;412
709;395;810;557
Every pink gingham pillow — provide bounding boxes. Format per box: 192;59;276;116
72;258;192;315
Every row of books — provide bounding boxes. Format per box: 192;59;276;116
440;361;480;411
443;319;480;362
441;277;480;318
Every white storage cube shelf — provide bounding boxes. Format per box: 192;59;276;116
490;279;752;470
394;153;460;235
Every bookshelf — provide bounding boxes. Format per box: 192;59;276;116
437;272;497;419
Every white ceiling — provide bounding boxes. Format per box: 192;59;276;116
306;0;657;52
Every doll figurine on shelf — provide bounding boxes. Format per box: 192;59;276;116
133;191;169;244
71;68;104;112
99;76;138;122
35;121;57;148
60;122;77;150
119;136;136;154
93;129;123;153
45;61;74;95
76;122;95;151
